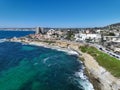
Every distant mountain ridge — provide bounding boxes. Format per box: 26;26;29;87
108;23;120;27
104;23;120;30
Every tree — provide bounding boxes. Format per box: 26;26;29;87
108;32;115;36
65;30;75;40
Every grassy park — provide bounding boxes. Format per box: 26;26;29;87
80;45;120;78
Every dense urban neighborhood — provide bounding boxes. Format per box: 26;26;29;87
19;23;119;59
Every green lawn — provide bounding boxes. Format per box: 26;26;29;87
80;45;120;78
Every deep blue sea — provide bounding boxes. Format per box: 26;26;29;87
0;31;94;90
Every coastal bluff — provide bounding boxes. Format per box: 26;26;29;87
9;38;120;90
82;53;120;90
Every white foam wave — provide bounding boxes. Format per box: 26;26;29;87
29;42;79;55
74;69;94;90
43;57;50;63
0;38;7;43
50;47;79;55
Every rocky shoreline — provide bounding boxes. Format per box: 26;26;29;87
8;38;120;90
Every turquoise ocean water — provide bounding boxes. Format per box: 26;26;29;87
0;31;94;90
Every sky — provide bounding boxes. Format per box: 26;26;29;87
0;0;120;28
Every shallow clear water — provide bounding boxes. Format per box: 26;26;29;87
0;31;94;90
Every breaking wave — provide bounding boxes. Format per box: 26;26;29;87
0;38;7;43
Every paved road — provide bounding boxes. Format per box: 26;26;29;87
90;44;120;60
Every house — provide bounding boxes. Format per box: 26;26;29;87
75;33;101;43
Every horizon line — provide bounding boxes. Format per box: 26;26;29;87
0;22;119;29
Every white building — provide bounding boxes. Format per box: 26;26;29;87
46;29;55;38
103;36;120;42
75;33;101;42
114;47;120;52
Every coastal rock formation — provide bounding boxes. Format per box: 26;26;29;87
43;41;120;90
82;53;120;90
